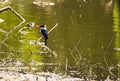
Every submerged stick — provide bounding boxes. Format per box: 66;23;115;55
48;23;59;34
0;6;25;48
70;38;81;62
103;36;114;68
65;58;68;72
0;28;7;33
0;6;9;12
70;51;77;62
104;36;114;56
0;6;25;22
44;45;57;58
103;56;109;68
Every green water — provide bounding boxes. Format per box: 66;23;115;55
0;0;120;80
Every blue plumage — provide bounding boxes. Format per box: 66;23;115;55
40;25;48;45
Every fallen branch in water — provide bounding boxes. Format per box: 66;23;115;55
0;6;25;22
69;38;81;62
0;6;25;48
103;36;114;68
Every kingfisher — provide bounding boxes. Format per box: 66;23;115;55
39;25;48;45
27;23;48;45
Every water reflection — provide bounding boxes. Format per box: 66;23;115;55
113;0;120;59
0;0;120;80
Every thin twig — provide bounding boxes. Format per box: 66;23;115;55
103;36;114;68
103;56;109;68
70;38;81;61
104;36;114;56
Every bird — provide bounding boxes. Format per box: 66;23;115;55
39;25;48;45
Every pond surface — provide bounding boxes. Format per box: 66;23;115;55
0;0;120;80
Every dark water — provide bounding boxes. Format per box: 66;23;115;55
0;0;120;79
